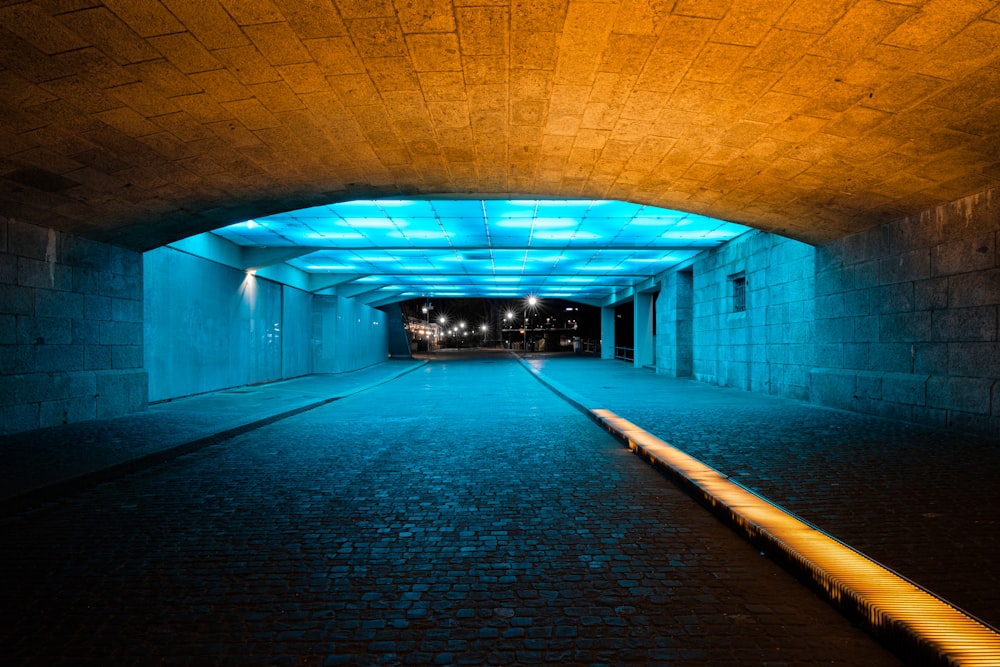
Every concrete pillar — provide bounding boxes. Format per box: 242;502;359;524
601;306;615;359
634;291;654;369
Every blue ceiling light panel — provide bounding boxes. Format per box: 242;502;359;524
212;199;749;302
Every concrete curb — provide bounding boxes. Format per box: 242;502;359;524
518;357;1000;667
1;361;428;517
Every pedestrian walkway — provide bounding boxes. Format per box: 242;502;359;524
0;352;899;666
521;353;1000;634
0;360;426;510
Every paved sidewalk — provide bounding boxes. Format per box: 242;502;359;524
0;360;426;508
522;353;1000;631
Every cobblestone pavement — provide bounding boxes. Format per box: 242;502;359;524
524;354;1000;631
0;353;899;666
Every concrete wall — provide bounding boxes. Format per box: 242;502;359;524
1;218;146;435
313;294;388;373
144;246;312;402
811;188;1000;435
689;231;816;401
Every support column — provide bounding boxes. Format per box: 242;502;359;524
600;306;615;359
634;291;654;368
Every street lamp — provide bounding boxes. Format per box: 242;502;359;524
523;294;539;352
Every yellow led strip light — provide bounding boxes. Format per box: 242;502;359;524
591;408;1000;666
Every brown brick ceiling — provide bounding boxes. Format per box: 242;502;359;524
1;0;999;251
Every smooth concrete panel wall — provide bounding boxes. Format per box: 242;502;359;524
145;247;310;402
812;187;1000;435
688;231;816;401
1;218;146;435
312;294;388;373
281;285;313;379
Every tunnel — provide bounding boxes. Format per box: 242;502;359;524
2;1;1000;664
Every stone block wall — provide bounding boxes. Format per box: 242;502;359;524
812;188;1000;435
1;218;146;435
655;270;693;377
688;231;816;401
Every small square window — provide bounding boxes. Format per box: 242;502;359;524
731;274;746;312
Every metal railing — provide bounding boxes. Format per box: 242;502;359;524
615;345;634;362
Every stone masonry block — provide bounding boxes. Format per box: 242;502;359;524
932;306;997;342
0;314;14;344
869;343;912;373
1;345;35;374
85;294;112;320
855;370;882;399
0;254;15;284
60;232;111;270
0;283;33;314
913;343;949;375
880;249;931;285
815;316;854;343
72;268;101;295
815;293;845;318
18;316;72;345
40;396;96;426
809;368;857;411
947;268;1000;309
844;289;871;317
112;297;142;322
35;289;84;319
112;345;143;369
854;315;879;341
914;277;949;311
843;343;869;370
34;344;84;372
817;343;844;366
888;214;938;254
948;342;1000;378
815;265;854;295
948;411;993;435
17;372;71;404
72;319;101;345
879;311;932;342
85;345;112;370
854;259;879;289
874;282;914;313
8;219;54;261
66;370;97;398
881;372;927;405
18;257;72;291
0;374;16;405
927;375;992;415
108;245;141;276
100;272;142;300
100;320;142;346
932;234;994;277
1;403;39;435
95;369;147;418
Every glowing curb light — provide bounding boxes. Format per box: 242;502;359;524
588;408;1000;666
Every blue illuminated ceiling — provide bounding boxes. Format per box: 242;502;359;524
211;199;749;304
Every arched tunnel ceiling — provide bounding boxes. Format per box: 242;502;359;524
1;0;999;252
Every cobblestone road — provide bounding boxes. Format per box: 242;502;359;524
1;354;899;666
525;354;1000;630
